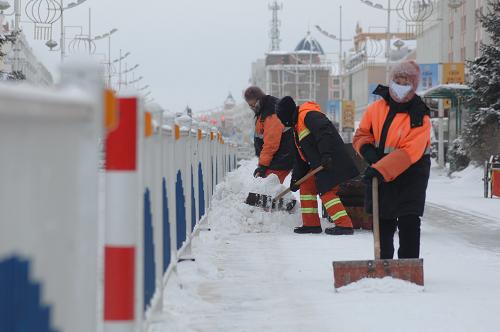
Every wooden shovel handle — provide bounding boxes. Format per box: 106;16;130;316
372;177;381;260
273;166;324;202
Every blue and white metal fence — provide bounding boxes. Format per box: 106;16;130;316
0;62;238;332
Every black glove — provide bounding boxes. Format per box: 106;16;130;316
289;179;300;192
253;165;268;178
360;144;380;165
321;154;334;171
362;166;384;183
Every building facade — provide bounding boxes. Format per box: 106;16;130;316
417;0;490;67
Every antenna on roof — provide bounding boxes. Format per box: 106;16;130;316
268;1;283;51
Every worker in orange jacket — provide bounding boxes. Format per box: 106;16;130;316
353;60;431;259
276;96;359;235
244;86;293;183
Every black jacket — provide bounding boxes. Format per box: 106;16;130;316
292;110;359;195
254;95;294;170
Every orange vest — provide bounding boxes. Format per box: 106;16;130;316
294;101;323;161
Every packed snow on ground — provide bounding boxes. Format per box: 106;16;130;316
427;162;500;222
147;159;500;332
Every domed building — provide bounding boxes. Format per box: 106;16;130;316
294;32;325;54
262;31;335;124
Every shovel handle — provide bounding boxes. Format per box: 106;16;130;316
273;166;324;202
372;177;381;260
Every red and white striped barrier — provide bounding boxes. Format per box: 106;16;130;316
104;95;141;332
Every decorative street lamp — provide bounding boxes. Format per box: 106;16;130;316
42;0;89;61
25;0;61;40
396;0;434;35
360;0;399;84
68;33;96;54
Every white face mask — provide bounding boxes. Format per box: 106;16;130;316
390;81;413;101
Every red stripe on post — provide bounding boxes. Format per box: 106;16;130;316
104;246;135;321
105;97;137;171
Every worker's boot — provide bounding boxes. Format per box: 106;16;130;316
293;225;322;234
324;226;354;235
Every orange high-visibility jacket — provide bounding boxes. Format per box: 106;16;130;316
255;113;285;167
353;99;431;182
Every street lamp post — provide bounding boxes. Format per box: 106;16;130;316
94;28;118;87
360;0;397;84
129;76;143;86
113;50;130;90
58;0;89;62
316;6;351;101
40;0;89;61
120;63;139;88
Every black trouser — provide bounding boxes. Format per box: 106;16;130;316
379;215;421;259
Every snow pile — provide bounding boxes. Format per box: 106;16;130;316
207;158;299;234
336;277;424;294
427;164;500;222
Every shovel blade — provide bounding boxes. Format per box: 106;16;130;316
333;258;424;289
245;192;297;212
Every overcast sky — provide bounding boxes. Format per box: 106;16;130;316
22;0;406;112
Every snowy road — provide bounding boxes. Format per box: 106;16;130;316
426;203;500;254
148;161;500;332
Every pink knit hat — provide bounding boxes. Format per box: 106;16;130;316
389;60;421;103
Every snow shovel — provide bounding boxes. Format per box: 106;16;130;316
332;177;424;289
245;166;324;212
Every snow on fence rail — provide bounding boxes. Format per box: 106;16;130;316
0;62;238;332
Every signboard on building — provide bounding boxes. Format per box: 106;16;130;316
368;83;382;104
442;63;465;84
418;63;439;91
327;100;341;124
342;100;356;130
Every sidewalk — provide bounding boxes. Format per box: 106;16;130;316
427;164;500;222
147;160;500;332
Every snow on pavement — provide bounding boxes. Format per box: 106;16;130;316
148;159;500;332
427;163;500;222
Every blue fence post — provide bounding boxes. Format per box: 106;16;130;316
198;162;205;219
216;158;219;186
143;189;155;311
175;171;186;250
191;167;196;231
162;178;171;273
